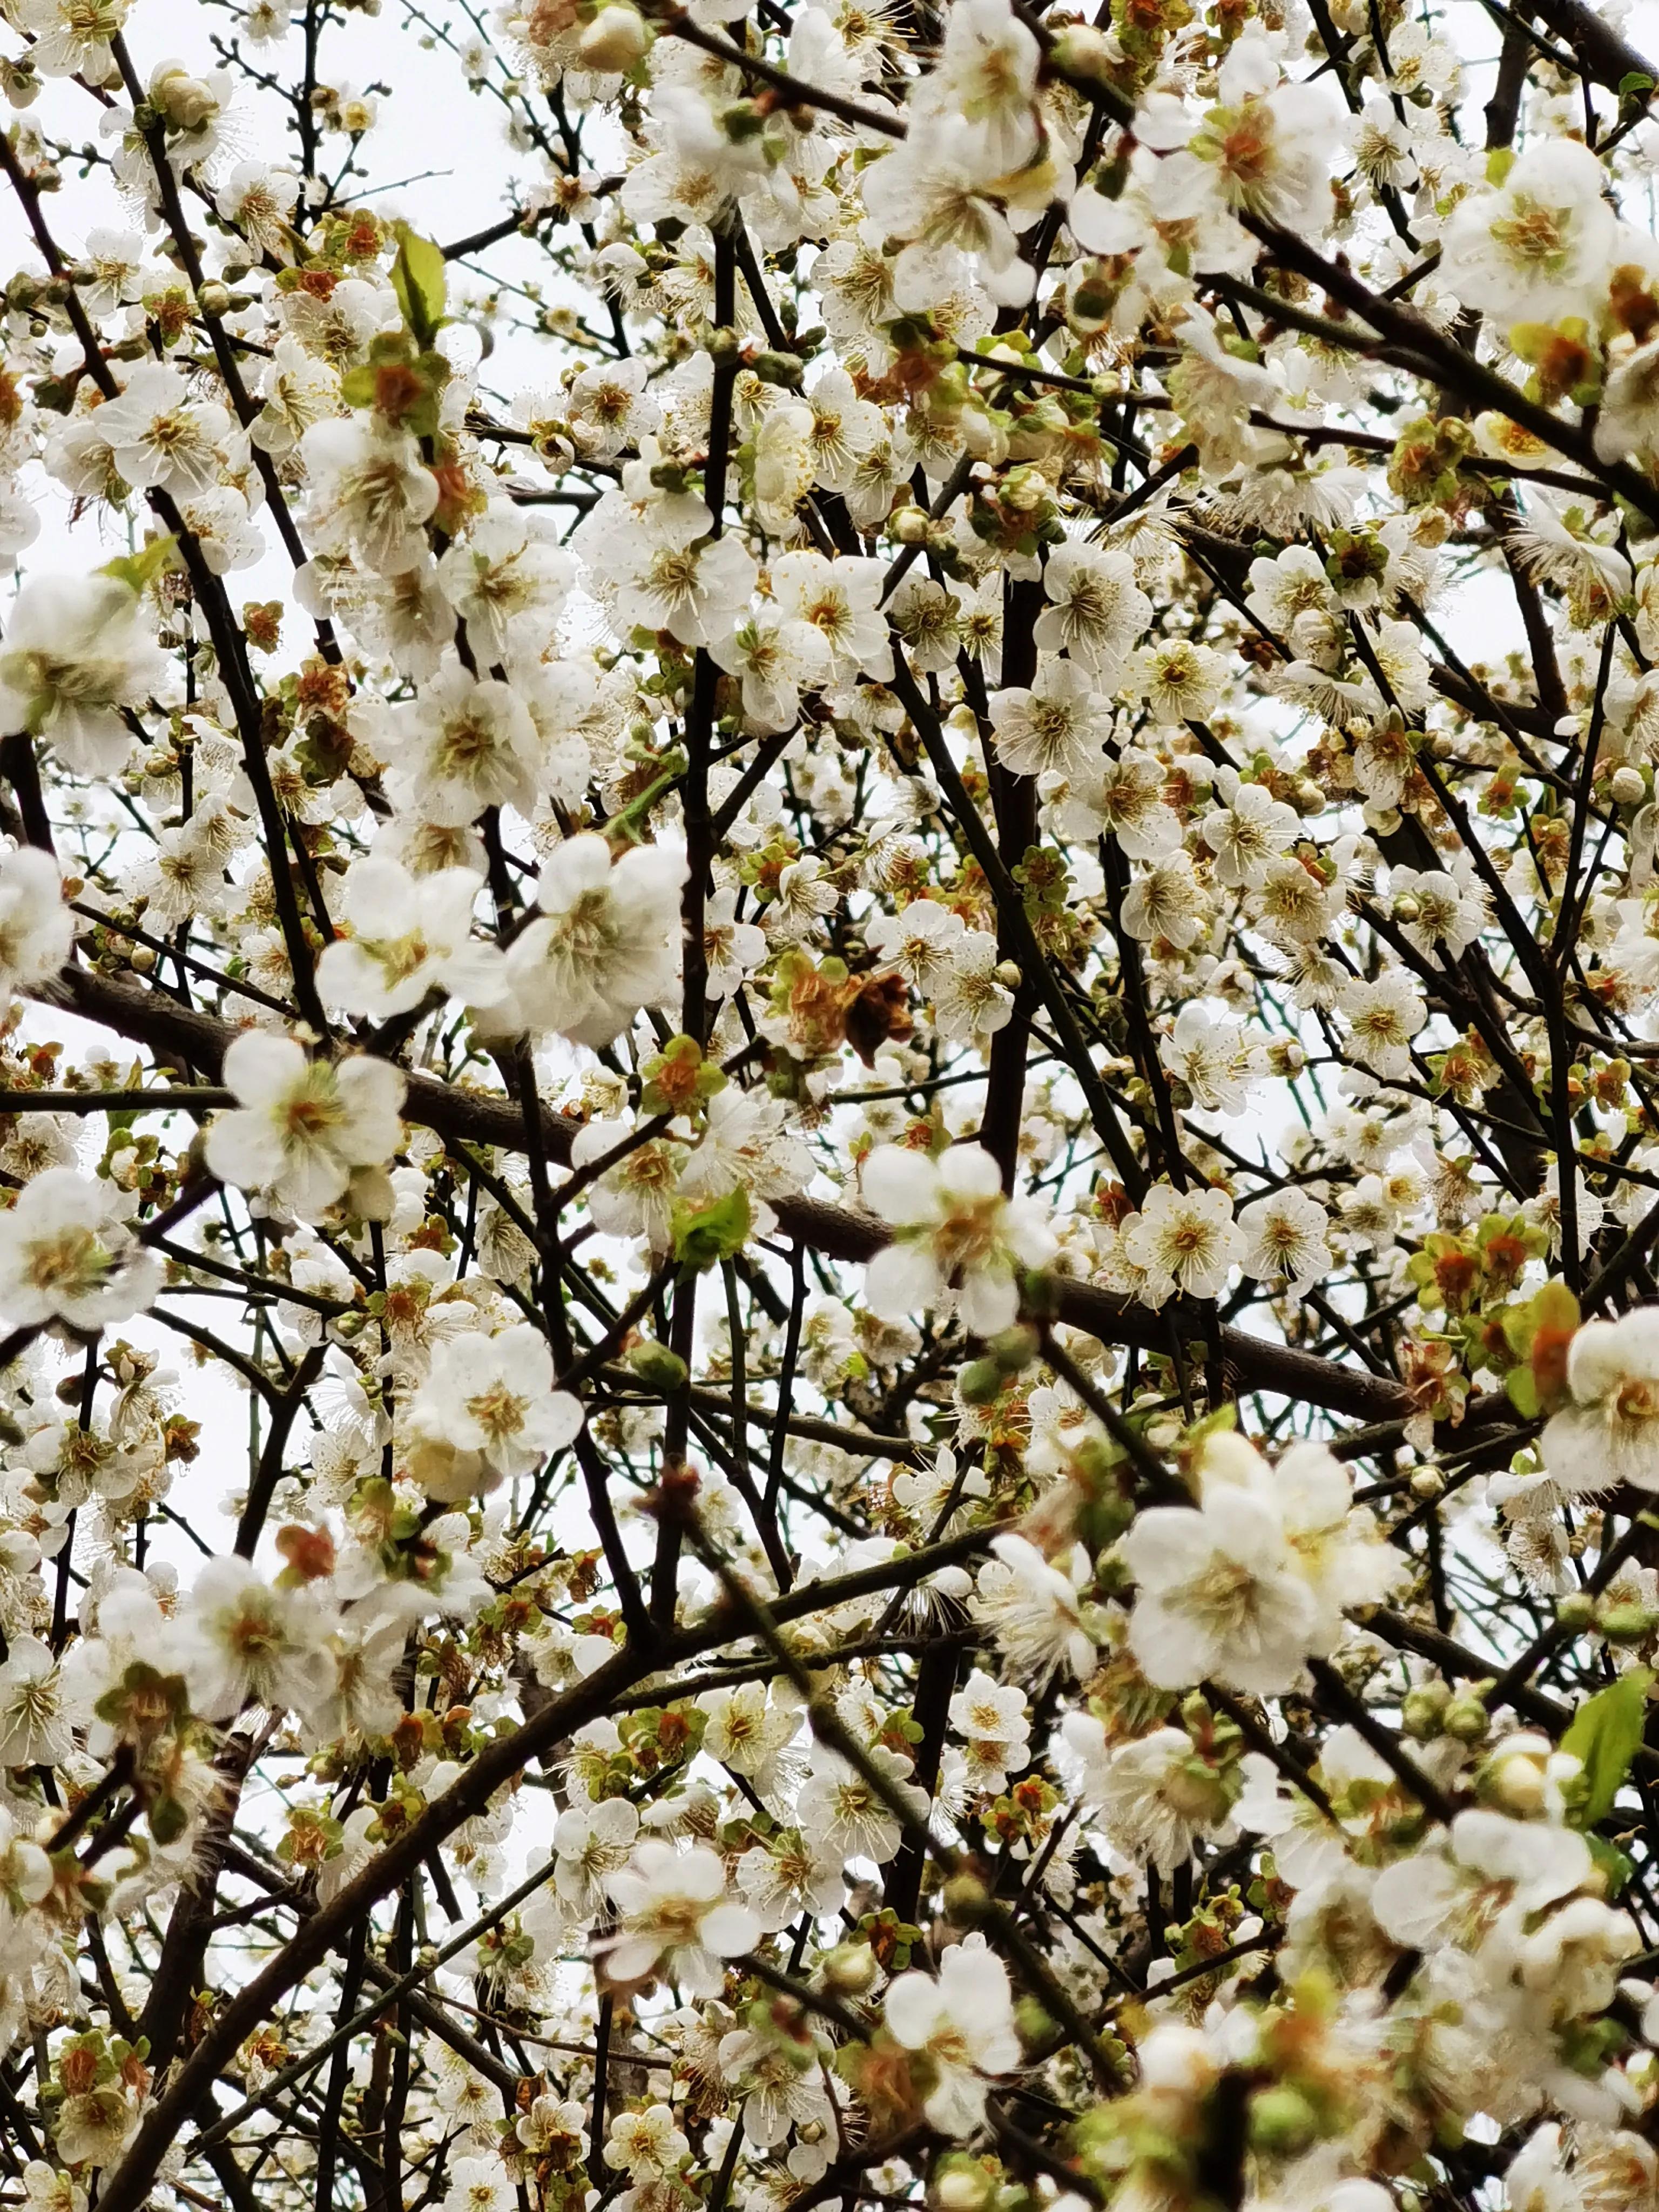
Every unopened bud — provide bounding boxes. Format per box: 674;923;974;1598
348;1164;396;1223
986;1325;1037;1374
993;959;1022;990
942;1870;989;1924
1611;765;1648;805
627;1338;689;1393
577;4;652;70
196;280;232;318
820;1941;878;1995
1249;2086;1319;2157
751;349;803;388
958;1358;1004;1406
1442;1693;1488;1743
1014;1995;1061;2055
1401;1684;1448;1739
935;2169;995;2212
957;405;1006;462
1599;1599;1656;1643
150;66;219;132
1489;1750;1545;1812
1050;23;1116;81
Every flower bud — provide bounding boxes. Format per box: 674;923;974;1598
1401;1682;1449;1739
935;2166;996;2212
196;280;232;319
151;65;220;132
627;1338;689;1393
1488;1750;1546;1813
957;1357;1004;1405
1014;1995;1061;2055
958;406;1007;462
1050;23;1116;81
987;1325;1038;1374
1442;1692;1488;1743
820;1940;878;1995
942;1870;990;1924
1611;765;1648;805
577;1;652;68
751;349;804;388
1599;1599;1656;1643
0;56;40;109
1248;2086;1319;2157
348;1164;396;1223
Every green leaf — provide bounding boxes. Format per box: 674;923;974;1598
1586;1831;1635;1898
1561;1667;1652;1826
100;535;177;595
671;1185;752;1277
1504;1364;1540;1419
1620;70;1656;98
389;223;448;347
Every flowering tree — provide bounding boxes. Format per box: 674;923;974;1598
8;0;1659;2207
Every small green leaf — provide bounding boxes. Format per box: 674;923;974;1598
1505;1364;1540;1419
389;222;448;347
671;1185;751;1277
1586;1831;1635;1897
1620;70;1656;98
100;535;177;595
1561;1667;1652;1826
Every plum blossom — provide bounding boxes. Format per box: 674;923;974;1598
861;1142;1055;1335
402;1326;584;1500
1542;1312;1659;1494
206;1033;406;1219
316;857;510;1019
601;1842;761;1997
0;1170;161;1332
0;576;167;777
504;833;686;1047
884;1936;1020;2136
